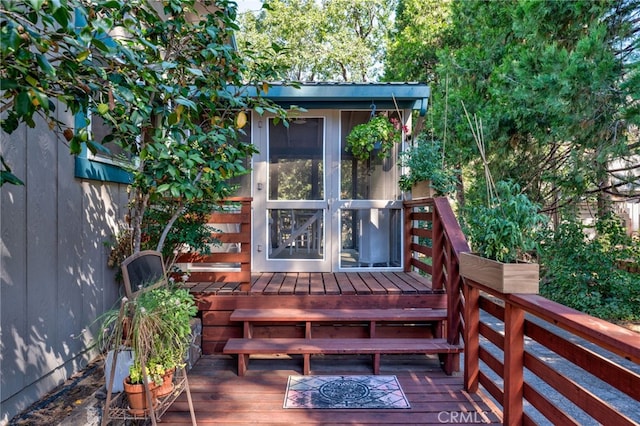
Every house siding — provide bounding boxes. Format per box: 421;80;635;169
0;114;128;424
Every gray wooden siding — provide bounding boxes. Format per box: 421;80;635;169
1;114;128;424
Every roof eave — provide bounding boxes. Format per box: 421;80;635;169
246;83;431;116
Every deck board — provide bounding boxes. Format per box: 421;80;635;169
160;355;502;425
198;272;436;297
321;273;341;295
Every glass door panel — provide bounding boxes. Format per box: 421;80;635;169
339;207;402;268
268;208;324;260
269;118;324;201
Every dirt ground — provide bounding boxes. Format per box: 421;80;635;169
8;358;106;426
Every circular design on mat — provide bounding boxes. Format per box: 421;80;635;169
319;379;370;401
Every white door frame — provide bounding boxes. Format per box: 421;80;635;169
251;108;408;273
252;110;338;272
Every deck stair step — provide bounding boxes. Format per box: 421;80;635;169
224;337;461;376
229;308;448;322
224;308;458;375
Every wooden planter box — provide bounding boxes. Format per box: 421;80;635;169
411;181;435;199
459;252;539;294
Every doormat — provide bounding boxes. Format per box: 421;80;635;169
283;375;410;409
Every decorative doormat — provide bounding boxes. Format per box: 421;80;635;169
283;375;411;409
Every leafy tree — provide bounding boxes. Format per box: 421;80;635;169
383;0;452;83
385;0;640;216
1;0;291;254
385;0;640;320
1;0;120;184
238;0;325;81
238;0;395;82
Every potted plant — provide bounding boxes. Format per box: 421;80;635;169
125;285;197;401
398;138;458;198
98;282;197;413
123;360;163;416
459;180;548;293
346;114;405;161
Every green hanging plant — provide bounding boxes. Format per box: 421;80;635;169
346;115;404;161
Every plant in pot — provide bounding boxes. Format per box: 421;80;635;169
123;359;165;416
398;137;458;198
346;114;405;161
120;286;197;412
459;180;548;293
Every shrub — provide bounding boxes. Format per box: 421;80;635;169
539;213;640;321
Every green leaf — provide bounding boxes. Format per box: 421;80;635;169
77;50;90;62
0;170;24;186
27;0;45;10
157;183;171;193
15;91;31;116
87;140;111;155
36;53;55;76
0;79;18;90
69;138;81;154
52;7;69;29
175;97;197;110
25;75;39;87
186;67;204;77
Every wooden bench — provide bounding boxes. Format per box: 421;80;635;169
223;308;461;375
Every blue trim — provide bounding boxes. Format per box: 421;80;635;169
75;156;133;184
245;82;431;116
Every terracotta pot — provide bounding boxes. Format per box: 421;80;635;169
155;368;175;398
123;376;159;416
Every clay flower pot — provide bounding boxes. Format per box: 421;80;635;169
123;376;159;416
155;368;175;398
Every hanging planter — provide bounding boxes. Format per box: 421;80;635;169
346;115;404;161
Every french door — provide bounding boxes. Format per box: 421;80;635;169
252;110;404;272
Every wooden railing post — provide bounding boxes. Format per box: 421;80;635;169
431;202;444;289
403;202;413;272
237;198;252;293
463;282;480;392
503;302;525;425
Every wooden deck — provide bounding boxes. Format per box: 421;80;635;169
160;354;502;425
167;197;640;424
186;271;441;296
184;272;449;355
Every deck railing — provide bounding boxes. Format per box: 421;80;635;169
175;197;252;292
406;197;640;425
404;197;469;374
